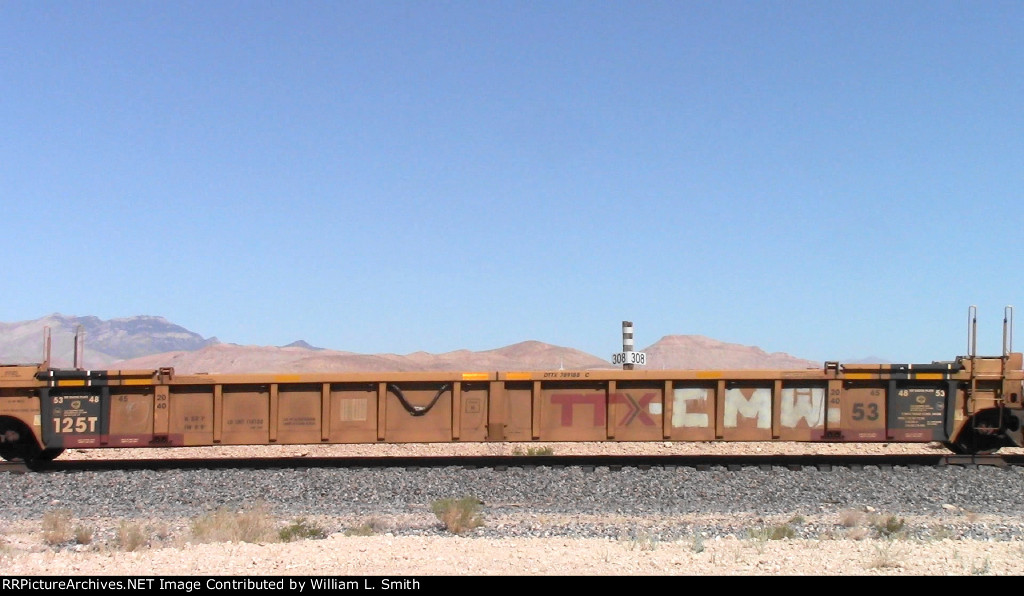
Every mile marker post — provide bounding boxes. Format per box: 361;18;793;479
622;321;634;370
612;321;645;369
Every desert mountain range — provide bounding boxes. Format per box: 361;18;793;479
0;314;822;373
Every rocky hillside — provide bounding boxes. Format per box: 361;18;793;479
113;340;614;373
642;335;818;369
1;314;821;372
111;337;818;374
0;314;218;368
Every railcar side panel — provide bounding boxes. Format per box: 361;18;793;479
667;383;716;441
168;386;214;446
608;381;665;441
329;384;377;443
0;389;39;438
11;375;976;447
41;388;104;449
540;381;608;441
838;383;887;441
383;382;452;443
221;384;270;445
107;387;155;446
276;384;321;445
718;384;773;441
3;349;1023;463
776;384;828;441
457;382;489;441
886;382;954;442
501;382;532;441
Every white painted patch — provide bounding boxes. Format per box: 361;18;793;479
827;407;841;424
648;402;663;415
671;388;710;428
780;387;825;428
724;387;771;429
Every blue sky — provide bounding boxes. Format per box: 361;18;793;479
2;1;1021;364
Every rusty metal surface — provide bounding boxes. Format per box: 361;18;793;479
2;353;1023;458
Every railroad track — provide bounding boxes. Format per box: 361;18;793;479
0;461;28;474
4;453;1022;473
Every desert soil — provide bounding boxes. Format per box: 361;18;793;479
3;441;1021;576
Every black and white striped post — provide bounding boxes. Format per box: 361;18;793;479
612;321;645;369
622;321;634;370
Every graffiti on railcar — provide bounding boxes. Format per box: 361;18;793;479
672;387;711;428
546;387;827;430
780;387;825;428
724;387;772;429
550;393;606;426
669;386;826;430
612;392;657;426
548;392;662;427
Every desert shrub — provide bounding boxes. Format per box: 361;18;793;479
431;497;484;535
279;518;327;542
872;515;906;538
41;509;74;545
865;540;903;570
839;509;865;528
344;518;387;537
971;557;992;576
627;532;658;551
191;504;278;544
512;446;555;456
769;523;796;540
748;523;795;541
74;525;94;545
846;527;869;540
691;533;705;553
116;522;148;552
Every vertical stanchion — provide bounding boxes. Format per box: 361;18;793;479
622;321;634;371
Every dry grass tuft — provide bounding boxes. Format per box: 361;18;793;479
431;497;484;535
41;509;74;545
839;509;865;528
512;446;555;456
871;515;906;539
116;522;148;552
279;518;327;542
191;503;279;544
865;540;904;570
73;525;94;546
344;517;388;537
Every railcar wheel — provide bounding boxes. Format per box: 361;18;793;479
945;410;1006;455
0;417;49;467
35;448;65;462
943;439;1001;455
0;419;26;461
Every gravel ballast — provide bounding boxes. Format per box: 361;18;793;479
2;442;1024;575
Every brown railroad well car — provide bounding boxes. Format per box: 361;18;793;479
2;313;1023;467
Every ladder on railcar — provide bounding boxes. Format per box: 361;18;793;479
965;306;1014;429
